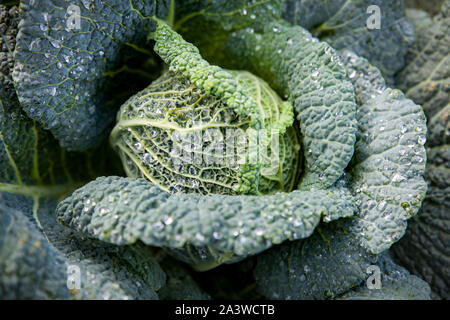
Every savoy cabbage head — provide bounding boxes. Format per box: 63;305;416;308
1;0;447;300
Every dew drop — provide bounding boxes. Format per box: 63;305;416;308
134;142;142;150
191;179;199;188
392;173;406;182
143;153;153;163
348;69;356;79
50;40;61;48
293;218;302;227
153;221;164;230
29;39;40;52
310;68;319;78
195;233;205;242
400;124;407;134
417;135;426;145
255;228;264;236
163;216;173;225
377;200;387;211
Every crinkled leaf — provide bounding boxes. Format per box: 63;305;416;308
35;197;166;300
1;3;121;194
282;0;414;82
393;96;449;300
396;1;449;120
0;202;69;299
153;21;264;128
112;22;300;196
0;193;166;300
253;219;378;299
0;78;120;204
393;1;449;299
0;4;18;102
174;0;283;63
253;52;428;300
342;52;428;254
392;182;450;300
1;20;165;297
56;176;355;271
225;22;357;190
339;50;387;105
338;254;431;300
12;0;170;151
254;223;431;300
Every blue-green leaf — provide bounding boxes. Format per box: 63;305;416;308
282;0;414;82
12;0;170;150
56;176;355;270
393;1;449;299
338;254;431;300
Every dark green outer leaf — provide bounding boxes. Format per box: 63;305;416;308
338;253;431;300
1;14;166;297
0;202;69;299
0;87;120;202
1;29;122;207
1;3;122;193
282;0;414;82
12;0;170;151
155;253;211;300
254;219;378;299
254;221;431;300
56;176;355;270
0;192;166;300
392;172;450;299
396;1;449;120
37;197;166;300
175;0;283;31
174;0;283;63
0;4;18;103
392;1;449;299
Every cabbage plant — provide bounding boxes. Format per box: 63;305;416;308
1;0;447;300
